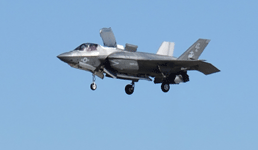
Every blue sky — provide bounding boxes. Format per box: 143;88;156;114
1;0;258;149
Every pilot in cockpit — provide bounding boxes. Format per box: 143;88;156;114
89;44;96;51
81;44;88;51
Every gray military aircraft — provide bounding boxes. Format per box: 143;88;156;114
57;28;220;95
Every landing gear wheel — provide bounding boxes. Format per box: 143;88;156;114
161;83;170;92
90;74;97;91
125;84;134;95
90;83;97;90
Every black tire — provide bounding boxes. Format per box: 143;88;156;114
161;83;170;92
90;83;97;90
125;84;134;95
182;72;189;82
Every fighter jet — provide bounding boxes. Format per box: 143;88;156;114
57;27;220;95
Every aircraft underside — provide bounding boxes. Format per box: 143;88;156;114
63;55;190;95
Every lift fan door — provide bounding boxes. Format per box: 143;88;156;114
100;27;117;47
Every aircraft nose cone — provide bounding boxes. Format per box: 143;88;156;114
57;54;65;62
57;52;72;63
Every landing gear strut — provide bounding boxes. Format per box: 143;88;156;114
90;74;97;90
161;82;170;92
125;81;135;95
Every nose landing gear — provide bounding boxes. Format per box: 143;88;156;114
90;74;97;91
125;81;135;95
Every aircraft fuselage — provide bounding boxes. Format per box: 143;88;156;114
57;28;219;95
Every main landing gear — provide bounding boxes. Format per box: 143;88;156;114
90;74;97;91
161;82;170;92
125;81;135;95
89;74;171;94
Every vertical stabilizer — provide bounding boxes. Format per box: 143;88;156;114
156;41;175;56
178;39;210;60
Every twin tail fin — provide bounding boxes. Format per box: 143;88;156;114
178;39;210;60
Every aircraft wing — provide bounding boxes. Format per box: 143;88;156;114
100;27;117;47
138;59;220;75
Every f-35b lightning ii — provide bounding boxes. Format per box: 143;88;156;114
57;28;220;95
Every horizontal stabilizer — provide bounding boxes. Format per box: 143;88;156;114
156;41;174;56
194;61;220;75
174;60;220;75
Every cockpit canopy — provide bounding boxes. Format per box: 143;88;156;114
74;43;98;51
